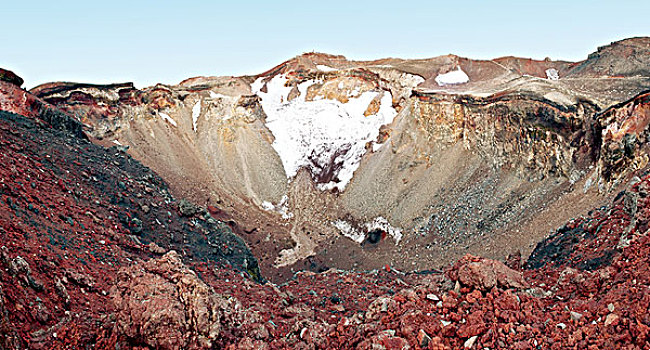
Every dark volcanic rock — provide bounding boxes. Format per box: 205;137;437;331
0;68;23;87
179;198;204;217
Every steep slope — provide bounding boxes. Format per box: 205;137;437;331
0;83;259;348
30;38;650;282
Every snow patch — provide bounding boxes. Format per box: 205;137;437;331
261;195;293;219
543;91;573;106
209;91;229;99
159;112;177;127
435;67;470;86
251;74;397;191
349;86;361;98
546;68;559;80
317;64;337;72
192;101;201;132
333;220;366;243
332;216;403;244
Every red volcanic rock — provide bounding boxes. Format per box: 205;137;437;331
357;331;410;350
365;296;399;321
0;68;23;87
417;329;432;348
0;97;259;349
111;251;242;350
0;80;40;118
0;285;21;349
451;255;529;291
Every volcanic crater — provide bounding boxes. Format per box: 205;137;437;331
1;37;650;349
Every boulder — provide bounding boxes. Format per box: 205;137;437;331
111;251;241;349
178;199;204;217
451;254;529;291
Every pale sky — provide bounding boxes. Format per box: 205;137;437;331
2;0;648;89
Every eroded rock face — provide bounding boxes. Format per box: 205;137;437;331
597;91;650;184
30;82;141;139
112;251;241;349
412;92;600;180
